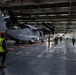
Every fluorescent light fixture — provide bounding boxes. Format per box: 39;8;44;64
39;15;46;16
70;21;76;23
59;21;67;23
17;16;22;18
60;7;68;9
48;14;56;16
28;22;36;23
38;22;42;23
60;14;68;16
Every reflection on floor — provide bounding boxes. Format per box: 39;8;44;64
1;39;76;75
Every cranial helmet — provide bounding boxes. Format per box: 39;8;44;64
0;32;5;37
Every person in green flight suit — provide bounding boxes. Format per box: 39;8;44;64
0;32;8;68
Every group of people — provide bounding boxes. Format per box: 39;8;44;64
54;36;63;46
54;36;76;46
48;35;63;47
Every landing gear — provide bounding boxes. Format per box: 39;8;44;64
15;40;19;44
29;40;35;44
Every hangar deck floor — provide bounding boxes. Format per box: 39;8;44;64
0;39;76;75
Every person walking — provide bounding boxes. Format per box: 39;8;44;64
48;35;50;47
54;37;58;46
60;36;62;42
0;32;8;68
72;37;75;46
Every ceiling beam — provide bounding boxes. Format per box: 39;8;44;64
1;2;76;10
17;15;76;20
13;11;76;15
18;19;76;22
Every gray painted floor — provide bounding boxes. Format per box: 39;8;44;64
0;39;76;75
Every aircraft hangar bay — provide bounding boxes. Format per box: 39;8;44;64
0;0;76;75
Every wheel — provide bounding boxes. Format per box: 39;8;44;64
41;40;44;42
29;40;35;44
15;40;19;44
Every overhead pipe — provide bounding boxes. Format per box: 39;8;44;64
42;22;54;34
66;0;72;33
42;28;51;34
47;23;54;29
47;23;55;34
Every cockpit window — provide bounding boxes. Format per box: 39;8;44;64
9;25;30;30
9;26;21;29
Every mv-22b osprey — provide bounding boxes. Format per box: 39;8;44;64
1;10;46;44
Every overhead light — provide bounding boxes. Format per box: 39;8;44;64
60;7;68;9
60;14;68;16
20;22;24;24
70;21;76;23
47;2;54;4
17;16;22;18
39;15;46;16
48;15;56;16
38;22;42;23
28;22;36;23
59;21;67;23
3;0;10;1
48;22;52;23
